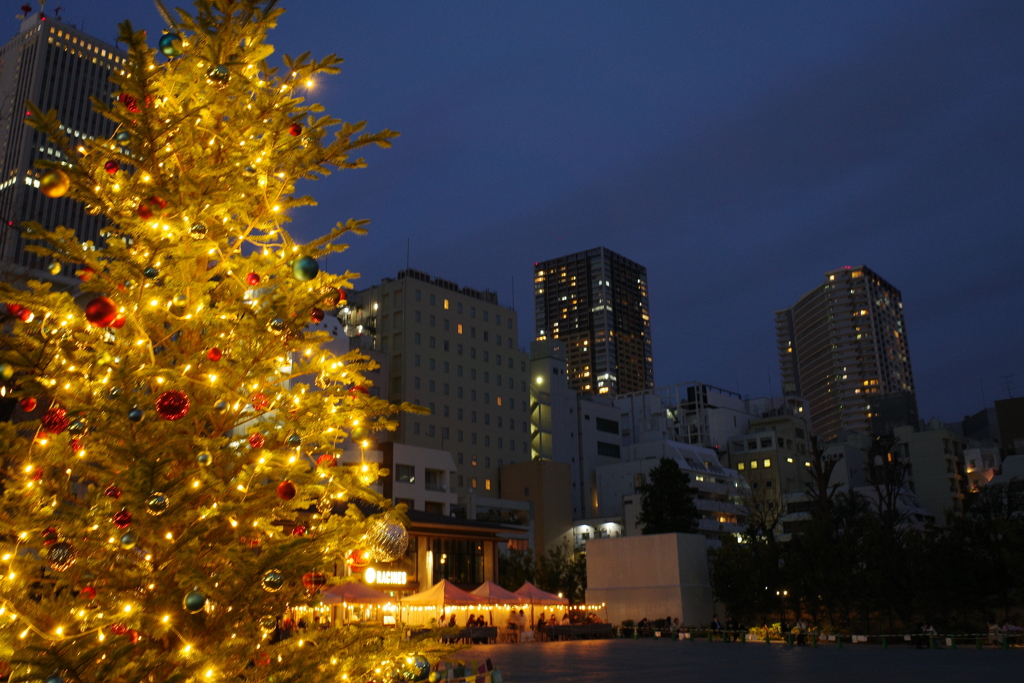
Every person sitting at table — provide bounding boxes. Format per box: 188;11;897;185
536;613;548;641
561;612;570;624
447;613;457;628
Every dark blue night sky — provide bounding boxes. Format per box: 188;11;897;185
24;1;1024;422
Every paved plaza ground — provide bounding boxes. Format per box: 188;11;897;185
464;639;1020;682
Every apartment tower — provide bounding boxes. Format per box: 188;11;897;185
776;266;916;440
0;9;127;278
533;247;654;395
346;269;532;500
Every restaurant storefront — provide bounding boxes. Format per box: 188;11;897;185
350;509;527;598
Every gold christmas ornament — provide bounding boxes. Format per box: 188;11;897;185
39;169;71;198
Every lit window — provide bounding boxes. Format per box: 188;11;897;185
737;463;744;471
763;459;771;468
485;479;491;491
457;324;463;335
471;478;478;489
444;299;449;310
750;461;758;469
804;462;811;467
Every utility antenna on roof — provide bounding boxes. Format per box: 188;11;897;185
1001;374;1014;399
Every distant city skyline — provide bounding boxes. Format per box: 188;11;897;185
4;1;1022;423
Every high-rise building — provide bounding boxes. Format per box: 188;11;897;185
0;9;127;278
345;269;532;503
534;247;654;395
776;266;916;441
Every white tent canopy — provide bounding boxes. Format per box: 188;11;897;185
401;579;480;607
320;582;392;605
470;581;522;605
514;581;569;605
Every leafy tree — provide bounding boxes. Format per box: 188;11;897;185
497;548;535;591
0;2;446;682
535;543;587;604
636;458;699;535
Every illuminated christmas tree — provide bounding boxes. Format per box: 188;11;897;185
0;1;442;681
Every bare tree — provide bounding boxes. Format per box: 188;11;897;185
865;434;911;532
805;436;843;519
744;484;786;542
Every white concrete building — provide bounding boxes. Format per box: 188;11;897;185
591;440;749;546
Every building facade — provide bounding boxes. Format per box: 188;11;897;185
776;266;917;440
534;247;654;395
0;10;126;278
894;422;969;523
345;269;532;502
594;440;749;546
530;339;624;519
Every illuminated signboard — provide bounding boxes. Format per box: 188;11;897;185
364;567;407;586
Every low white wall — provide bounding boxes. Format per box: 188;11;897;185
586;533;714;627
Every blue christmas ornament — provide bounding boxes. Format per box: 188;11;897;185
159;33;182;58
114;131;132;144
143;266;159;279
45;675;63;683
401;655;431;682
197;451;213;466
292;255;319;282
183;589;206;614
287;434;302;447
128;408;143;422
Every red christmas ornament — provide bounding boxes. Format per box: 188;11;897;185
78;266;95;282
112;510;132;529
316;453;337;468
243;536;262;548
119;93;141;113
104;160;119;174
17;308;34;323
310;307;325;323
111;313;127;329
69;438;82;453
137;195;167;220
291;525;307;536
31;467;43;481
155;390;190;420
128;629;140;644
207;347;222;361
249;432;265;449
85;296;118;327
19;397;37;412
109;623;129;635
5;303;22;315
346;549;370;571
337;288;348;303
250;392;270;411
245;272;261;286
289;122;302;136
42;527;59;545
276;480;297;501
104;484;122;500
301;572;327;591
256;653;272;667
80;585;97;600
41;407;70;434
